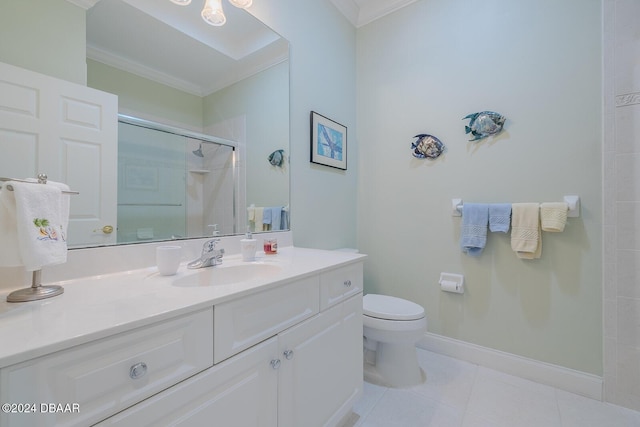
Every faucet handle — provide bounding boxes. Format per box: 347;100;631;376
203;238;221;252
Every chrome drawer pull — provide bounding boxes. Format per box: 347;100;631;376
129;362;148;380
270;359;281;369
343;280;352;287
283;350;294;360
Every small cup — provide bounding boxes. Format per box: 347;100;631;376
156;245;182;276
241;239;257;262
263;238;278;255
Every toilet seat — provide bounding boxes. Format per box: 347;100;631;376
363;294;425;321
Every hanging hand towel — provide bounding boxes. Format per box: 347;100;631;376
0;186;23;266
489;203;511;233
511;203;541;259
254;207;264;232
280;208;289;230
270;207;282;231
540;202;568;232
7;181;70;271
460;203;489;256
262;208;272;225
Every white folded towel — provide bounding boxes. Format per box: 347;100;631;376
1;181;70;271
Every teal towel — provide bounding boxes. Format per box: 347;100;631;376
489;203;511;233
461;203;489;256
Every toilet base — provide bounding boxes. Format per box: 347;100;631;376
363;342;425;388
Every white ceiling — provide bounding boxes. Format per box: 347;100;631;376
329;0;418;28
80;0;414;97
85;0;287;96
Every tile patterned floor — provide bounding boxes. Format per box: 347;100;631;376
351;348;640;427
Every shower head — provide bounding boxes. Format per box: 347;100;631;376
192;143;204;158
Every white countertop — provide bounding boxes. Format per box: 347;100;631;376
0;246;366;368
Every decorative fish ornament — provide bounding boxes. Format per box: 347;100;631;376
462;111;506;141
411;134;445;159
268;149;285;167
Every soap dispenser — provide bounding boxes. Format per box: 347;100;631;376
240;227;257;261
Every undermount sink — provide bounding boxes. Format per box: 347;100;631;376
172;262;282;287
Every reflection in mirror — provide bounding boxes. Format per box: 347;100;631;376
116;117;237;244
82;0;289;247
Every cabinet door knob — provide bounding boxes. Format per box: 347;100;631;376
129;362;148;379
283;350;294;360
270;359;281;369
343;280;352;287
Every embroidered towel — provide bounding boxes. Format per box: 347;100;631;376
7;181;70;270
540;202;568;232
489;203;511;233
460;203;489;256
511;203;541;259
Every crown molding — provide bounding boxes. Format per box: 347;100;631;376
65;0;101;10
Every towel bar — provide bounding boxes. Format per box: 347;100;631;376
0;174;79;195
452;196;580;218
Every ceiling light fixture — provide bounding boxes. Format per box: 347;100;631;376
201;0;226;26
228;0;253;8
170;0;253;27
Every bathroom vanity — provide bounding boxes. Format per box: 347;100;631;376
0;246;364;427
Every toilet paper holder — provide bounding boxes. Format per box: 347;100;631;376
439;272;464;294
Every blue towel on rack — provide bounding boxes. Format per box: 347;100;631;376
262;208;272;225
460;203;489;256
271;207;282;231
489;203;511;233
281;209;289;229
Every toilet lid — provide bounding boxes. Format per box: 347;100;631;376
363;294;425;321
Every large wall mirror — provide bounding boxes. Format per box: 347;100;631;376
3;0;290;248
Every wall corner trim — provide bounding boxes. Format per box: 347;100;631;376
418;332;603;401
65;0;100;10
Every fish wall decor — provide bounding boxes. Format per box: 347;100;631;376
462;111;506;141
268;149;286;167
411;134;445;159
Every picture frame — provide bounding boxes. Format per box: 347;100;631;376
310;111;347;170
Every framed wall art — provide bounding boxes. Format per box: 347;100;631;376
310;111;347;170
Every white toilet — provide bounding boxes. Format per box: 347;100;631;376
363;294;427;387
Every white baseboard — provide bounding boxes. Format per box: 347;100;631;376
417;332;603;401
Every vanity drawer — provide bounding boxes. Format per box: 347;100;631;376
0;308;213;427
320;262;363;310
214;276;319;363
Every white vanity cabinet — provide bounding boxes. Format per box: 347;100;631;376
99;265;363;427
0;308;214;427
96;337;279;427
0;258;364;427
278;294;362;427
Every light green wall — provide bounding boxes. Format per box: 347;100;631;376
203;61;289;208
0;0;86;85
356;0;603;374
87;59;204;131
250;0;358;250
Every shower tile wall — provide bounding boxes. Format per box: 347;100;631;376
604;0;640;412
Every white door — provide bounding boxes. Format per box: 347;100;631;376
0;61;118;247
278;295;363;427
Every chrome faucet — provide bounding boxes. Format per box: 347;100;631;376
188;238;225;269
